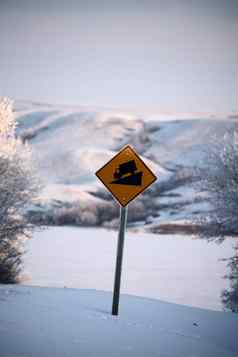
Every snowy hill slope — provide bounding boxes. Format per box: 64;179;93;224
15;101;238;231
0;285;238;357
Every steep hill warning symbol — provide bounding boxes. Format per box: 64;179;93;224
111;160;142;186
95;145;157;206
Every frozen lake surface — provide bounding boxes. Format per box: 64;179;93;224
23;227;237;311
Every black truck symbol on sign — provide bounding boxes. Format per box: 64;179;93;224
113;160;137;179
111;160;142;186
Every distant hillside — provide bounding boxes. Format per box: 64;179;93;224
15;101;238;233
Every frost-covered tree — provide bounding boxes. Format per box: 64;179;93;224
196;130;238;239
222;246;238;312
0;98;40;283
194;129;238;311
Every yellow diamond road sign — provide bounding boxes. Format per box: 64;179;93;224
95;145;157;206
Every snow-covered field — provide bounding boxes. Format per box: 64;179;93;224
22;226;236;311
1;285;238;357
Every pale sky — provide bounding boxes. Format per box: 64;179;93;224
0;0;238;113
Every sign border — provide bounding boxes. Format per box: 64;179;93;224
95;145;157;207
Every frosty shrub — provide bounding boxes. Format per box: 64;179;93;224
194;130;238;311
222;246;238;312
0;98;40;283
194;130;238;239
52;204;98;226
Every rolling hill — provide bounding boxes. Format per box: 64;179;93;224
15;101;237;232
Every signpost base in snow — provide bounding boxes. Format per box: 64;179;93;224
112;205;128;316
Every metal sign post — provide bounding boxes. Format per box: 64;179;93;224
112;205;128;316
95;145;157;316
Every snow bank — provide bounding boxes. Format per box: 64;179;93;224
0;285;238;357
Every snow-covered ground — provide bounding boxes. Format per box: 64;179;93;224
22;226;236;311
1;285;238;357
